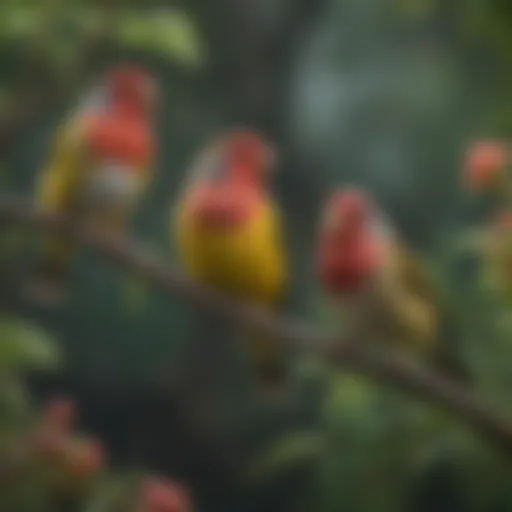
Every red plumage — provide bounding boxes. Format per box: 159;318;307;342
186;128;273;228
316;188;383;294
187;183;262;229
106;64;156;116
84;115;153;169
317;231;381;293
81;64;156;169
219;128;275;186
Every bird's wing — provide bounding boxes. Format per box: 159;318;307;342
36;115;86;212
371;210;439;305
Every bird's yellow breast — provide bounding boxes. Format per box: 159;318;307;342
174;197;287;307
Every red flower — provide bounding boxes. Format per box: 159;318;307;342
64;438;105;480
32;427;67;460
464;140;508;191
140;477;192;512
42;396;76;432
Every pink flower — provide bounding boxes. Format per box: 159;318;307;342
64;438;105;479
42;396;77;432
32;427;67;459
140;477;192;512
463;140;508;192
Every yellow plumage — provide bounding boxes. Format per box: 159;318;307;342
374;242;439;350
175;197;286;303
36;117;84;213
173;194;287;370
29;112;151;304
37;114;150;222
348;240;468;381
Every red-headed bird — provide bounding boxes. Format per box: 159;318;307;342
173;128;289;395
27;64;157;304
315;187;470;383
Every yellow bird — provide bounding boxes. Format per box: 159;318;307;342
315;187;471;383
27;65;157;305
173;128;288;394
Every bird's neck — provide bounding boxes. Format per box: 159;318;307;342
226;161;264;188
111;102;147;123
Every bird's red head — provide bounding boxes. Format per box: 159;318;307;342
186;128;273;229
316;187;381;294
321;188;373;239
219;128;275;184
463;140;508;192
105;64;157;117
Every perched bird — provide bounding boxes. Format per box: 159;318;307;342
315;187;470;383
173;128;288;395
27;64;157;305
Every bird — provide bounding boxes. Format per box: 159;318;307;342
26;64;157;305
315;186;471;383
172;127;289;397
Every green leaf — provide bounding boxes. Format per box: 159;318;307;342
243;431;323;485
150;8;204;67
84;470;145;512
117;12;151;48
1;6;41;38
0;377;31;427
83;475;128;512
448;228;487;255
325;373;375;426
117;9;205;67
0;317;59;371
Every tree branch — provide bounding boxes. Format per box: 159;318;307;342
1;194;512;453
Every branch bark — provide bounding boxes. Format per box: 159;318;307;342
1;194;512;453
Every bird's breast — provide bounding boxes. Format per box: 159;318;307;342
176;192;285;304
317;239;381;295
185;185;261;230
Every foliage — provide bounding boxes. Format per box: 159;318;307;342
0;4;204;69
4;0;512;511
0;316;193;512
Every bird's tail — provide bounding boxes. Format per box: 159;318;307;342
244;329;289;398
24;235;76;306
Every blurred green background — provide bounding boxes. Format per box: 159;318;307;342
2;0;512;510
